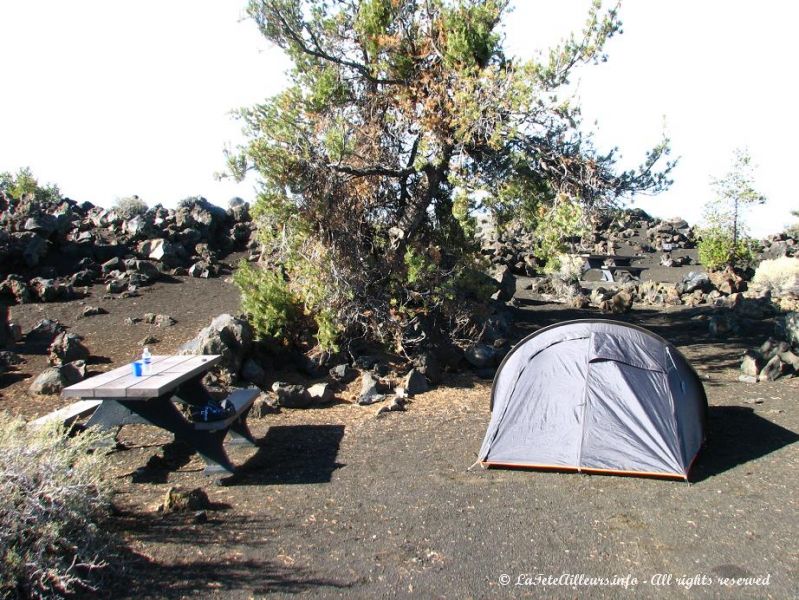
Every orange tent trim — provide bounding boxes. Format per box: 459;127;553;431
481;461;689;481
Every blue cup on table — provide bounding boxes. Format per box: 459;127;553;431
132;361;143;377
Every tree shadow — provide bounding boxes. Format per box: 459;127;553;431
691;406;799;482
129;440;197;484
104;512;355;598
0;371;29;387
88;355;113;365
227;425;346;485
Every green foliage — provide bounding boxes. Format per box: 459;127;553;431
233;261;300;340
701;148;766;269
356;0;393;57
697;227;755;271
113;195;148;218
0;167;61;205
451;190;477;238
533;196;588;273
0;416;113;599
442;0;504;68
404;246;437;285
236;0;673;352
307;66;348;112
449;263;496;302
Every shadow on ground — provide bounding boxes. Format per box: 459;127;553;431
231;424;346;485
106;512;355;598
692;405;799;482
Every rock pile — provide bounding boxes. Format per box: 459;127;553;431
0;194;257;304
758;231;799;261
644;217;696;252
475;208;696;277
177;310;456;414
739;313;799;382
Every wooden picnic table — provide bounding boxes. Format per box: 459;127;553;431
578;253;647;282
62;354;259;476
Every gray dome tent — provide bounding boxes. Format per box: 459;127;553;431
478;320;707;480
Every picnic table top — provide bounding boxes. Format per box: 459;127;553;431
62;354;222;400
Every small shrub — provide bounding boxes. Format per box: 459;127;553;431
233;260;300;341
533;197;588;273
0;416;113;599
113;195;148;218
752;256;799;297
0;167;61;205
697;227;755;271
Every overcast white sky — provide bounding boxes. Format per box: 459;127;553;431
1;1;796;236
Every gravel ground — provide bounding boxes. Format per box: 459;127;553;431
102;302;798;599
2;260;797;599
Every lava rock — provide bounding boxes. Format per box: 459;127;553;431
329;363;357;383
70;269;96;287
271;381;312;408
144;313;176;327
241;358;267;387
358;371;385;405
160;487;210;512
188;261;213;278
403;368;429;396
29;318;66;340
775;312;799;346
489;264;516;302
307;382;334;405
413;351;442;385
47;332;90;366
740;350;763;378
709;267;746;295
80;305;107;318
29;360;85;395
179;313;253;378
682;271;712;294
465;344;496;369
759;355;791;382
0;276;33;304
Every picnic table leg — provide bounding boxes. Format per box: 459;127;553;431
84;399;151;445
118;397;237;475
227;404;257;447
601;268;614;282
172;377;256;447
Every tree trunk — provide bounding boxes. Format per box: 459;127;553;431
730;198;739;267
0;303;11;349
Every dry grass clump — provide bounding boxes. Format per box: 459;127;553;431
752;256;799;297
0;416;113;599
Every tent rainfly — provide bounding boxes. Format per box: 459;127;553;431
478;320;707;480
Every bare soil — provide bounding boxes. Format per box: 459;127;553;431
2;271;798;599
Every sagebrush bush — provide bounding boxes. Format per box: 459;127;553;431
752;256;799;297
555;253;585;283
113;195;148;218
0;417;113;599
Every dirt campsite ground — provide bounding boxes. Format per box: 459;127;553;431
1;268;798;599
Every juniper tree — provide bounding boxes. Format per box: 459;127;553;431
229;0;674;354
699;148;766;270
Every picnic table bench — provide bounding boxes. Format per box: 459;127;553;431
62;354;260;476
579;254;647;283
